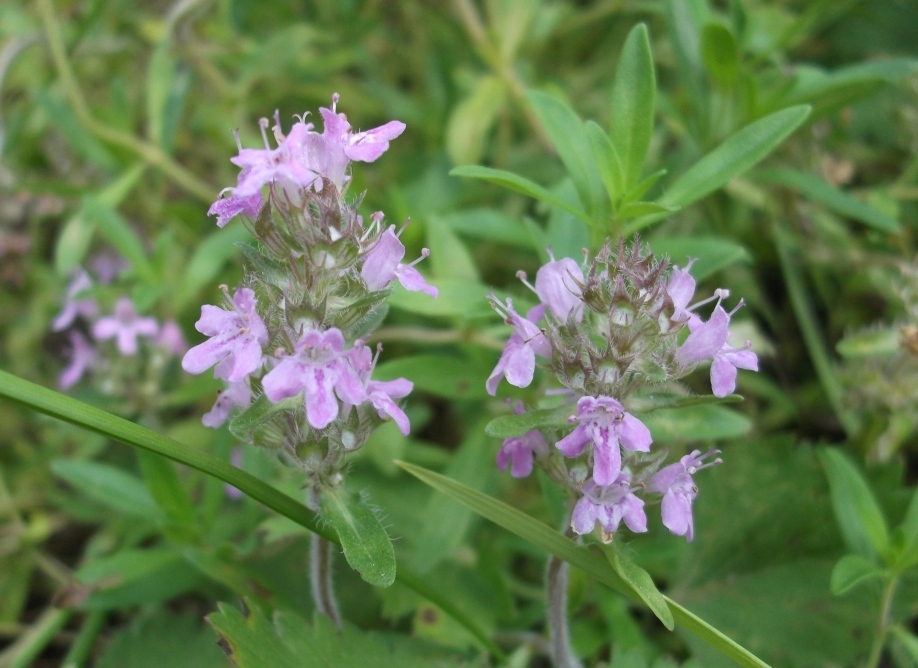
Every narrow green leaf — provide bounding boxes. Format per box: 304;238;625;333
446;75;507;166
894;487;918;569
0;371;502;656
386;278;491;318
449;165;588;220
891;626;918;664
439;209;531;247
700;22;739;87
427;215;479;281
50;459;161;522
819;448;890;560
622;168;667;205
136;450;197;540
618;201;679;220
145;40;176;147
640;405;751;444
629;106;811;234
374;354;493;401
175;223;252;311
609;24;656;191
82;196;154;280
527;90;605;219
829;554;886;595
586;121;625;206
484;404;573;439
396;461;771;667
603;545;673;630
757;168;900;233
321;488;396;587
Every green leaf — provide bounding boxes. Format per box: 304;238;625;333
321;487;396;587
829;554;886;595
647;236;752;281
229;395;300;448
603;545;674;630
386;278;491;318
50;459;162;522
208;599;474;668
618;201;679;220
374;354;493;400
757;168;901;233
135;449;197;541
527;90;605;219
439;209;531;247
96;611;226;668
485;404;573;438
427;215;479;281
82;196;154;280
395;462;770;667
446;75;507;166
836;327;899;359
700;22;739;87
819;448;890;560
0;371;503;656
891;626;918;664
413;426;493;573
586;121;625;205
145;40;177;147
893;486;918;570
640;405;751;444
609;23;656;190
175;223;252;310
449;165;588;220
629;106;811;233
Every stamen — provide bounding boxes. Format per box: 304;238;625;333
232;129;243;152
403;248;430;269
516;270;537;295
395;217;410;237
331;92;340;112
258;118;272;149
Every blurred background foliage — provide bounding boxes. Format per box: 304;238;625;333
1;0;918;666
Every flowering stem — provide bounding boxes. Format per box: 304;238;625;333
865;575;898;668
307;487;342;630
546;528;582;668
36;0;215;204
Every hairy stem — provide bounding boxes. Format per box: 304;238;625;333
546;547;582;668
307;487;342;630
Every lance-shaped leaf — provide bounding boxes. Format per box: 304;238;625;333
449;165;588;220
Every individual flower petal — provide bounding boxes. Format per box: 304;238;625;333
208;190;263;228
367;379;413;435
395;265;438;297
535;255;584;321
52;271;98;332
202;378;253;429
361;225;404;291
674;305;730;366
570;476;647;540
345;121;406;162
496;424;548;479
667;260;697;322
556;423;590;458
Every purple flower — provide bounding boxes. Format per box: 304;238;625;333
571;475;647;541
52;270;98;332
156;320;187;356
556;396;652;486
674;302;759;397
486;301;551;395
208;187;263;228
59;331;95;389
348;342;413;436
202;378;253;429
92;298;159;356
647;449;722;542
231;121;318;197
534;250;584;321
497;431;549;479
182;288;268;383
361;222;437;298
667;259;697;323
261;327;365;430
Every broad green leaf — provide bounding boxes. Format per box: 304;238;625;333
450;165;588;220
446;75;507;165
700;22;739;87
374;354;493;400
0;371;501;655
136;449;197;541
829;554;886;595
819;448;890;560
836;327;899;359
586;120;625;205
527;90;605;219
427;215;479;281
647;236;752;281
50;459;161;522
321;487;396;587
640;405;751;444
396;462;770;667
208;599;473;668
603;546;674;630
757;168;900;233
609;24;656;190
629;106;811;233
386;278;492;318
